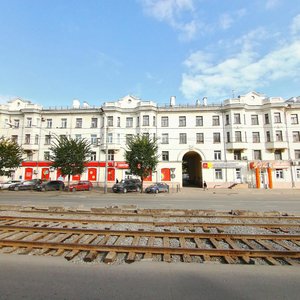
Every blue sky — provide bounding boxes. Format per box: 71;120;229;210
1;0;300;107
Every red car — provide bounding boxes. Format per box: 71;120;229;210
67;181;93;192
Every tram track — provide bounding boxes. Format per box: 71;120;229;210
0;213;299;266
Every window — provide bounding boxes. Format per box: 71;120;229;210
25;134;30;144
251;115;259;125
253;150;262;160
179;133;187;144
126;134;133;144
107;116;113;127
293;131;300;142
225;114;230;125
107;133;113;143
234;113;241;124
161;133;169;144
108;150;114;161
213;133;221;143
235;169;241;181
266;131;271;142
11;135;18;143
117;117;120;127
143;133;149;140
196;133;204;144
46;119;52;128
35;134;39;145
137;116;140;127
274;150;282;160
44;151;50;161
214;151;221;160
153;116;156;126
76;118;82;128
27;152;33;161
179;116;186;127
162;151;169;161
264;113;269;124
275;169;284;179
75;134;82;140
61;118;67;128
212;115;220;126
291;114;299;124
26;118;32;127
196;116;203;126
295;150;300;159
14;119;20;128
252;132;260;143
161;117;169;127
215;169;223;179
226;132;230;143
126;117;133;128
296;169;300;179
90;152;96;161
274;112;281;123
234;150;241;160
143;115;149;126
275;130;283;142
45;135;51;145
91;118;98;128
91;134;97;145
235;131;242;142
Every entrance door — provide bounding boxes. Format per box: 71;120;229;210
107;168;115;181
24;168;33;180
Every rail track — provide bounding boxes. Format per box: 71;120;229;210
0;211;299;266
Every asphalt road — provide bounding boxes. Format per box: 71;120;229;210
0;254;299;300
0;188;300;214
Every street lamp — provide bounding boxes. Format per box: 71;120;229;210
100;108;108;194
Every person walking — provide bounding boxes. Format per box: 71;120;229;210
203;181;207;191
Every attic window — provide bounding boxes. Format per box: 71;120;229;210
252;96;255;99
17;102;20;106
128;99;132;103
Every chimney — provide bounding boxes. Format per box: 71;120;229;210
170;96;176;107
72;99;80;108
203;97;207;106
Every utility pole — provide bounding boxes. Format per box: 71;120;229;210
104;125;108;194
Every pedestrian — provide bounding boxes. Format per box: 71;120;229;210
116;178;119;183
203;181;207;191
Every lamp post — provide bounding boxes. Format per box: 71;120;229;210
100;108;108;194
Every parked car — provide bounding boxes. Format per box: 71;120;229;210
8;179;43;191
0;180;22;190
36;180;65;191
145;182;169;194
112;179;141;193
66;181;93;192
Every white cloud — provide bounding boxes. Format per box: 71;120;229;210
290;14;300;36
219;10;246;30
180;39;300;100
265;0;281;10
140;0;198;40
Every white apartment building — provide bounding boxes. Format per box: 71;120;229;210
1;91;300;189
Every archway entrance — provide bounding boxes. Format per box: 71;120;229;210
182;151;202;187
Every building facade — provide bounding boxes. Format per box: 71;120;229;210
1;91;300;189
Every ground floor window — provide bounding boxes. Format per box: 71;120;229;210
235;168;241;181
275;169;284;179
215;168;223;179
296;168;300;179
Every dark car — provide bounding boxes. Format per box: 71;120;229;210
8;179;43;191
66;181;93;192
145;182;169;194
36;180;65;191
112;179;141;193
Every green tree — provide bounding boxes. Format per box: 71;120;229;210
50;135;91;187
125;135;159;192
0;138;23;177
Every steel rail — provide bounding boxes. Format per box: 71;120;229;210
1;225;300;240
11;209;300;220
0;239;299;259
0;215;299;229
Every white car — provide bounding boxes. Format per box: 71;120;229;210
0;180;22;190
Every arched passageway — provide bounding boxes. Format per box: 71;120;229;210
182;151;202;187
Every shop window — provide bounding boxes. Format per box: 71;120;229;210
215;169;223;179
275;169;284;179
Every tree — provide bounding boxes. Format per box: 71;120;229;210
50;135;91;187
0;138;23;177
125;135;159;192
